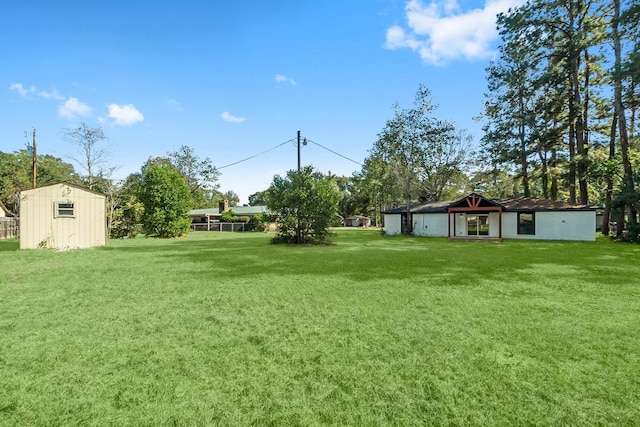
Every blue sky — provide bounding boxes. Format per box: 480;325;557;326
2;0;522;204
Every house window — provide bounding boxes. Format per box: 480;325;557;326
518;212;535;235
55;202;75;218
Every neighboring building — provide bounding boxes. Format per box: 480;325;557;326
20;183;107;249
189;200;269;231
0;200;13;218
344;215;371;227
0;200;18;240
384;193;598;241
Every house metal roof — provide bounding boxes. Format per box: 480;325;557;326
189;206;269;217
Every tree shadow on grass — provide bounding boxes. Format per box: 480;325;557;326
98;231;640;287
0;239;19;251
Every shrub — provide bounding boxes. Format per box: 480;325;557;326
621;223;640;243
139;163;191;238
267;166;341;244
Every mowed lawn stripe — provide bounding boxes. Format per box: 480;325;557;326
1;230;638;425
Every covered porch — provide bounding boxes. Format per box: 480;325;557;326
447;193;503;241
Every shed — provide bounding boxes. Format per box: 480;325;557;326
20;183;107;249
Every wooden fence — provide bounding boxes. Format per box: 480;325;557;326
0;217;19;239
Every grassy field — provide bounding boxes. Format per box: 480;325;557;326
1;230;639;426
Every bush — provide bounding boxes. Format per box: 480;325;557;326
267;166;341;244
110;200;144;239
139;163;191;238
249;213;271;232
621;223;640;243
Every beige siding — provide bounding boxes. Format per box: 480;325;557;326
20;183;106;249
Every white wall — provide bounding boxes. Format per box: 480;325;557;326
502;211;595;241
383;214;402;235
387;210;595;241
412;213;449;236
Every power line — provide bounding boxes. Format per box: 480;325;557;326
305;138;363;166
217;139;294;170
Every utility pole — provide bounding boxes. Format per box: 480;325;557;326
296;130;307;172
297;130;301;171
32;129;37;188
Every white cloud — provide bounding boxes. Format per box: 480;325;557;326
59;97;92;119
9;82;36;98
220;111;246;123
38;88;65;100
275;74;297;86
385;0;525;65
107;103;144;126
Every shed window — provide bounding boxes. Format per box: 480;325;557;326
55;202;75;218
518;212;535;235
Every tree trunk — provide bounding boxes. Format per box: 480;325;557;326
601;112;617;236
568;123;577;204
519;119;530;197
613;0;637;226
551;148;559;201
571;51;589;205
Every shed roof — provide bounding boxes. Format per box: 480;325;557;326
20;182;106;198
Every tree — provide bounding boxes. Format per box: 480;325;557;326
332;175;366;219
167;145;219;208
613;0;639;233
248;190;269;206
368;85;472;234
62;123;113;190
0;150;79;213
138;160;191;237
267;166;341;244
356;155;402;226
107;173;144;239
221;190;239;207
486;0;611;204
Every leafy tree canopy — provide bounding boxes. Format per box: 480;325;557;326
167;146;220;208
138;161;191;238
0;150;79;213
267;166;341;245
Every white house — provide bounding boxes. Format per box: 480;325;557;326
384;193;597;241
20;183;107;249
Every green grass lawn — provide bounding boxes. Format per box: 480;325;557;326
1;230;639;426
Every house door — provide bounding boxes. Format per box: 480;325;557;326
467;214;489;236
